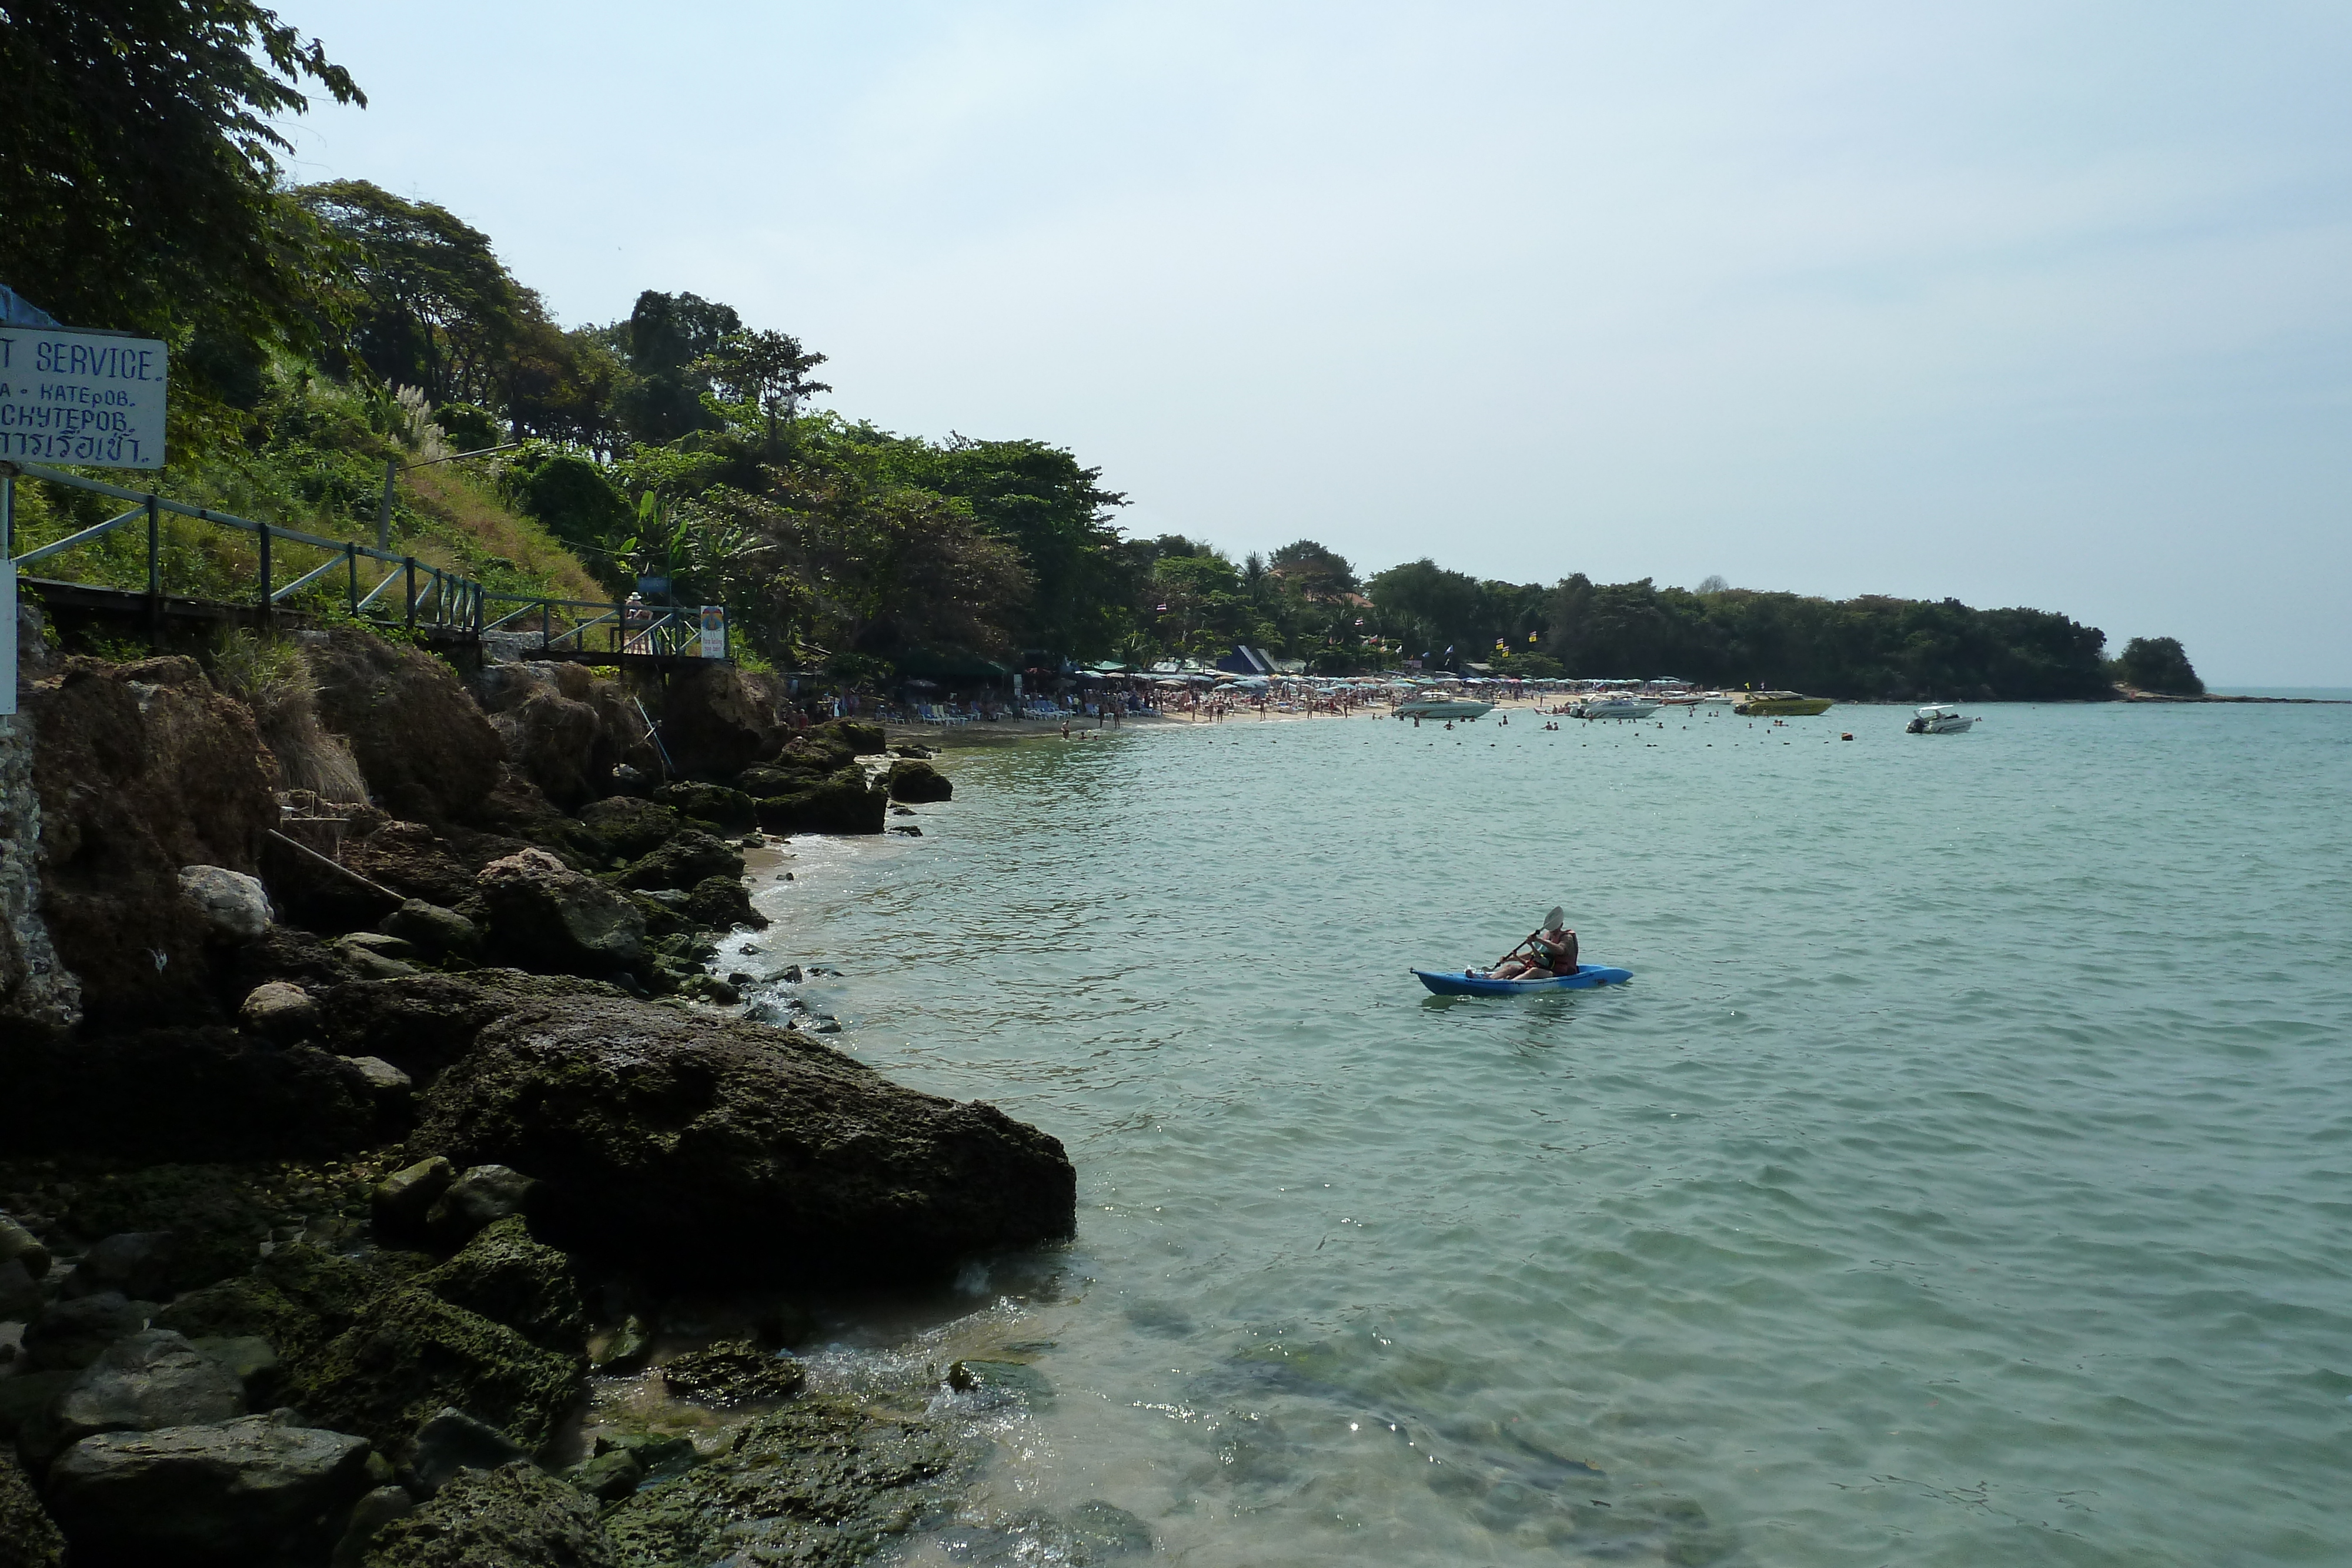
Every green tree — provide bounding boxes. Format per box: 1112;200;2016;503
1;1;363;446
615;290;740;444
697;329;830;463
2115;636;2203;695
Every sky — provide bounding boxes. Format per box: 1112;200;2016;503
272;1;2352;683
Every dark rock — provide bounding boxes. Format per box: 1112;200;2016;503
364;1460;616;1568
0;1258;43;1320
658;1340;806;1405
946;1358;1056;1408
589;1315;652;1373
650;781;757;833
21;1328;246;1465
659;663;784;781
488;689;610;813
21;1292;150;1372
416;1217;586;1356
59;1232;180;1301
564;1446;643;1501
154;1245;426;1366
403;1407;527;1495
604;1396;963;1567
306;628;505;823
240;980;319;1041
341;822;483;909
318;975;522;1083
330;1484;416;1568
673;973;741;1005
0;1028;377;1162
475;849;647;978
460;770;607;868
178;864;273;942
576;796;680;860
425;1165;540;1248
775;964;804;984
404;990;1077;1283
753;768;889;836
1065;1499;1154;1557
373;1157;455;1237
290;1285;580;1455
733;763;816;795
19;655;278;1031
889;824;924;837
189;1336;286;1407
44;1412;372;1567
617;829;743;891
380;901;483;962
328;938;420;981
886;758;954;803
680;874;765;931
0;1450;65;1568
0;1373;78;1445
0;1213;52;1278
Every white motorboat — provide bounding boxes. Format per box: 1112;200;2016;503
1905;703;1976;734
1572;697;1662;720
1395;697;1495;720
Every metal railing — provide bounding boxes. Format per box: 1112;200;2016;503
1;459;726;659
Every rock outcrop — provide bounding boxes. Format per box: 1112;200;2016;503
886;758;953;803
754;768;889;835
364;1461;616;1568
0;1028;379;1161
473;849;646;978
403;984;1077;1281
18;656;278;1030
659;663;782;781
306;630;503;823
44;1413;372;1567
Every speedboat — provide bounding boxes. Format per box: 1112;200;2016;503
1395;697;1495;720
1572;697;1661;720
1905;703;1976;734
1733;690;1833;716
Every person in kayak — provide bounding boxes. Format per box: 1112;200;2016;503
1493;920;1577;980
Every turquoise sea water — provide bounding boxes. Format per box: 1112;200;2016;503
736;701;2352;1566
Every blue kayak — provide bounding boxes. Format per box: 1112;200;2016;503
1412;964;1633;996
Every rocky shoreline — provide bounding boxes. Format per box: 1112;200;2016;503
0;614;1078;1566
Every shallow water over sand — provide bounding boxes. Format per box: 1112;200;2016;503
733;701;2352;1566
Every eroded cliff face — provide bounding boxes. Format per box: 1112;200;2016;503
16;656;278;1033
0;710;81;1036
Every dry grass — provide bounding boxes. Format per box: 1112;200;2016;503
400;464;609;604
208;628;370;803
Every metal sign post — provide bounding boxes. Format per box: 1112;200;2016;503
0;325;169;469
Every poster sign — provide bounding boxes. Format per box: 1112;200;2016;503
0;326;168;468
1;561;16;717
699;605;726;660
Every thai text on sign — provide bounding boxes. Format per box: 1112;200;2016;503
0;327;169;469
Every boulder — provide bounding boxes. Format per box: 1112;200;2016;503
405;990;1077;1282
305;630;504;823
0;1373;78;1446
754;768;890;836
563;1446;643;1502
650;781;756;832
189;1336;286;1406
239;980;319;1041
45;1413;372;1567
330;1484;416;1568
19;656;278;1030
672;973;740;1006
658;1340;806;1405
576;796;680;860
372;1157;455;1237
59;1232;180;1301
605;1396;963;1567
21;1328;246;1465
487;690;608;812
340;821;483;908
616;829;743;891
379;901;483;962
290;1287;580;1453
680;875;766;932
363;1460;616;1568
0;1450;65;1568
425;1165;540;1248
0;1028;377;1162
415;1218;584;1356
19;1292;149;1372
402;1407;527;1495
659;663;783;780
178;865;273;941
0;1213;52;1278
474;850;646;979
886;758;954;803
0;1257;44;1320
458;771;606;868
318;974;530;1084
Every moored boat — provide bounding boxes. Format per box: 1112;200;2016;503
1571;698;1662;720
1395;697;1496;720
1733;690;1833;716
1905;703;1976;734
1413;965;1633;995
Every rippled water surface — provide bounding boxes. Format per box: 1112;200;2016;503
735;703;2352;1566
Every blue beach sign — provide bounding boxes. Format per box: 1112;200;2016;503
0;324;169;469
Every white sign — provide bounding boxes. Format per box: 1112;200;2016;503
0;326;168;469
699;605;726;660
1;562;15;717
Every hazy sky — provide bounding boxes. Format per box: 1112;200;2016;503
275;1;2351;683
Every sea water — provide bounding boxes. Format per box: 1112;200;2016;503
731;702;2352;1566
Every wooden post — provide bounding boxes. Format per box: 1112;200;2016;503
346;544;358;614
145;494;161;648
405;557;416;630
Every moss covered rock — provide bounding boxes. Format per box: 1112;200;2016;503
885;760;953;804
0;1450;65;1568
577;797;681;860
753;769;887;836
362;1461;614;1568
606;1396;963;1568
417;1218;586;1357
616;831;743;892
293;1285;581;1455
